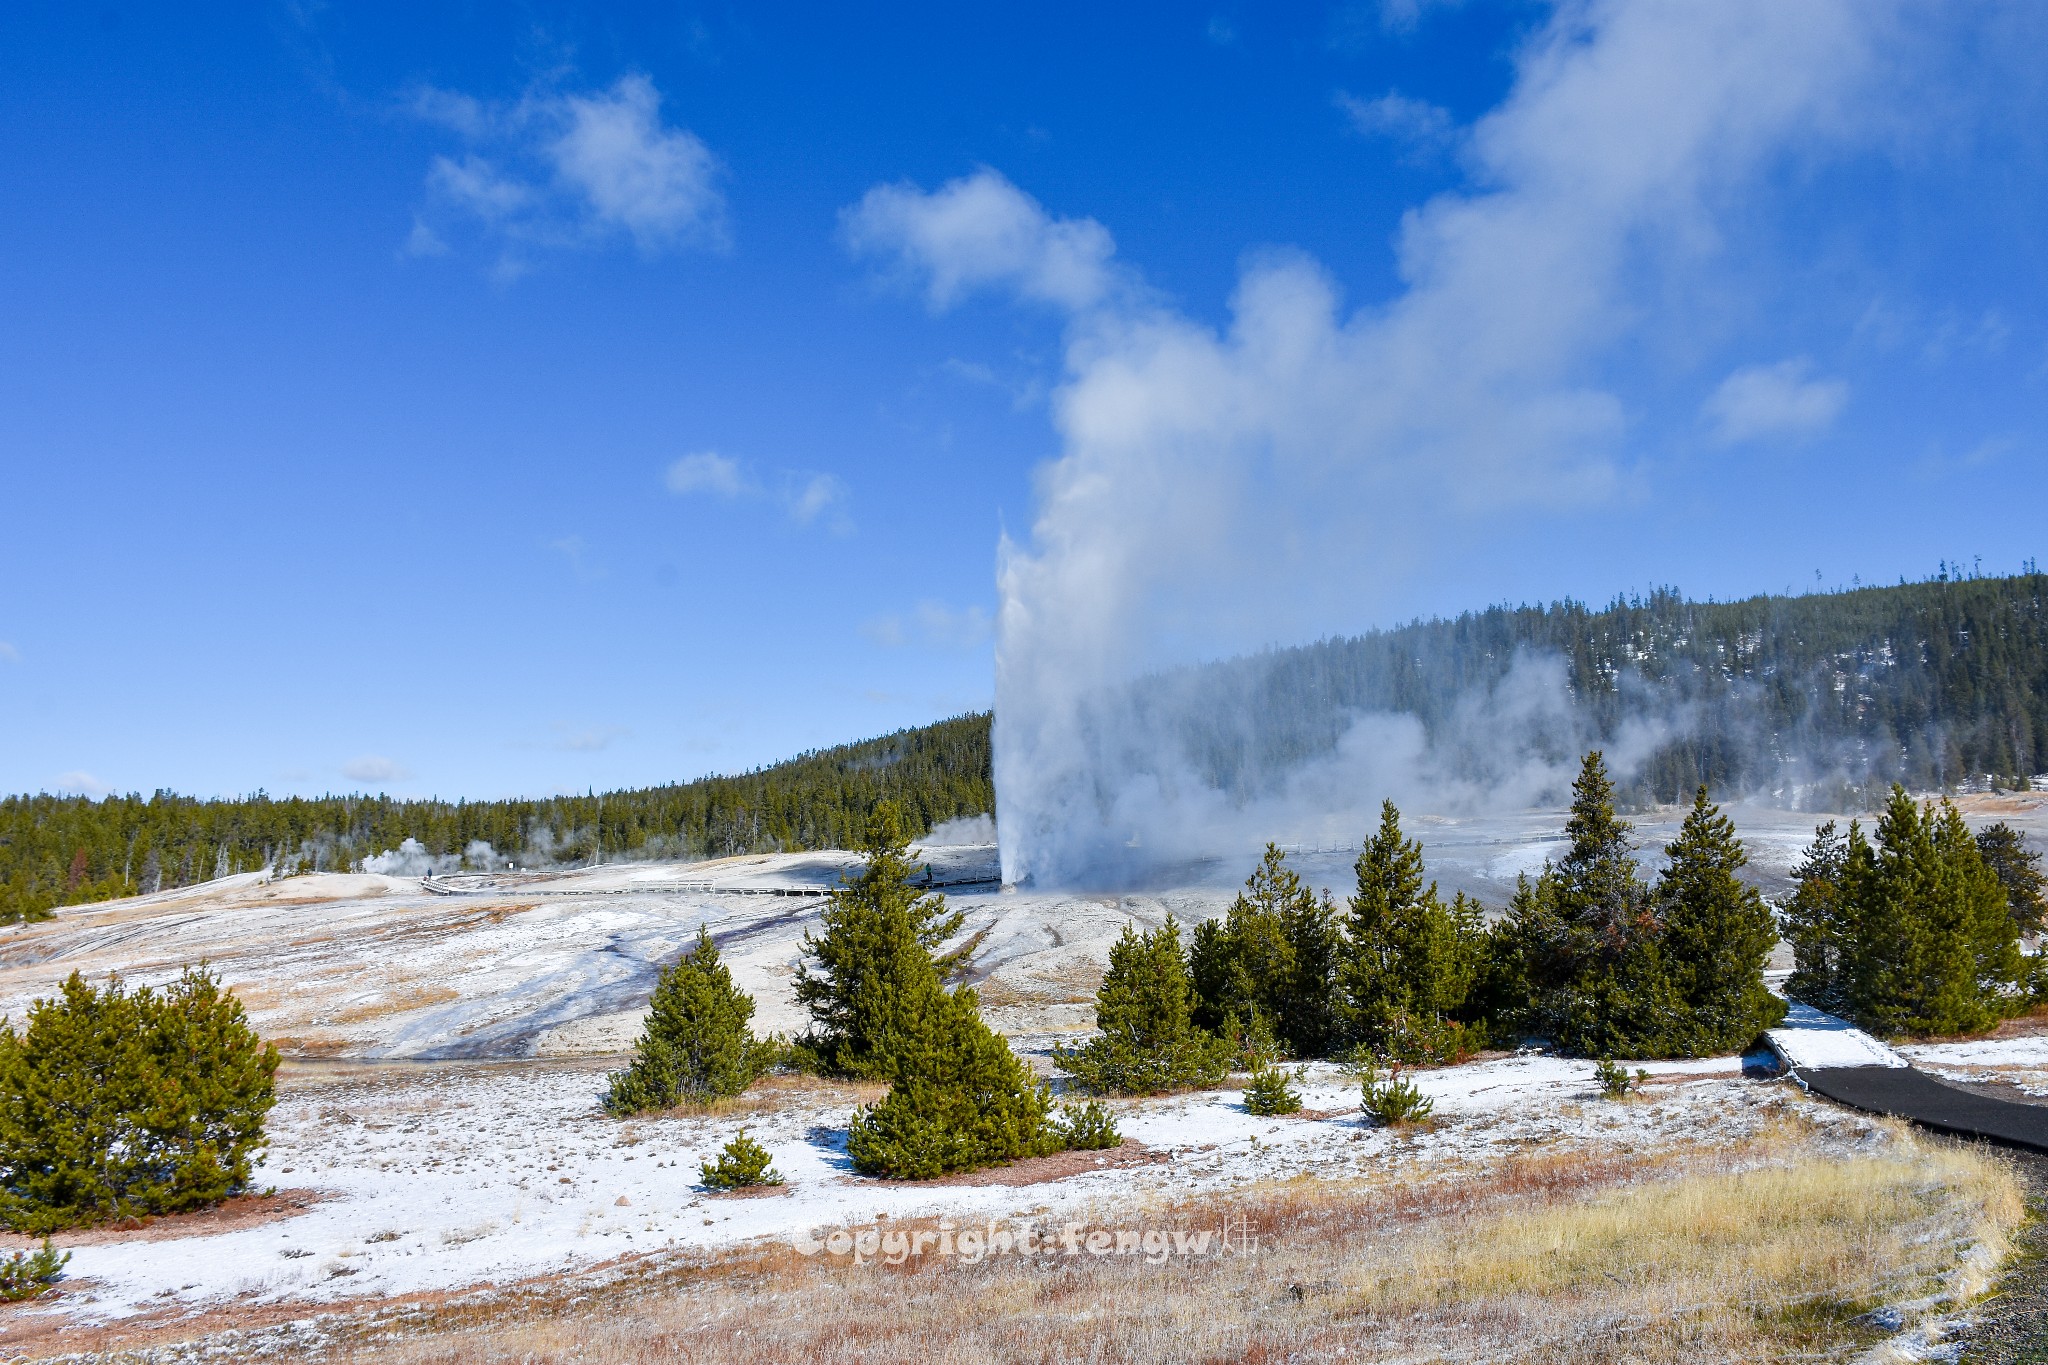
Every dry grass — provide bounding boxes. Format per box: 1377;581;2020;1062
615;1072;891;1124
330;985;463;1025
221;1119;2021;1365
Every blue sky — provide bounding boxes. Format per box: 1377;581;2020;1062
2;2;2045;803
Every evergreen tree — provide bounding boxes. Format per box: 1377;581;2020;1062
604;927;767;1115
1975;822;2047;936
1187;845;1341;1056
1341;800;1488;1062
1781;820;1859;1015
1651;788;1785;1054
0;968;279;1232
1787;788;2029;1037
845;983;1061;1179
793;802;965;1079
1189;846;1297;1036
802;804;1063;1179
1493;752;1682;1056
1280;886;1344;1058
1056;919;1229;1095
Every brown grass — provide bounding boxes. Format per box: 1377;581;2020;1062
330;984;463;1024
69;1117;2018;1365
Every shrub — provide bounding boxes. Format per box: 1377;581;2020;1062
1359;1061;1433;1126
0;1239;68;1301
605;926;769;1115
1593;1056;1648;1100
0;967;279;1232
1055;919;1229;1096
1242;1064;1302;1116
845;986;1062;1179
1057;1101;1121;1150
700;1130;783;1190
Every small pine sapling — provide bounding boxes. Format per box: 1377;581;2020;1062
0;1239;68;1301
1057;1101;1121;1151
700;1130;783;1190
1242;1063;1303;1116
1359;1060;1433;1126
1593;1056;1650;1099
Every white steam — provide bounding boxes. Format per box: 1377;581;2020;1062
848;0;1908;886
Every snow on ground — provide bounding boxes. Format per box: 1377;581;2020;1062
9;796;2048;1329
19;1048;1801;1326
1767;1002;1908;1070
1901;1030;2048;1096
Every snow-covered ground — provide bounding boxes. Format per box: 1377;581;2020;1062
16;795;2025;1067
1766;1001;1908;1070
6;793;2047;1333
20;1049;1791;1324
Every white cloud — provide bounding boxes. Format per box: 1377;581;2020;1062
555;724;627;752
782;472;849;527
863;601;994;650
342;755;411;784
843;2;1898;884
665;451;748;496
412;74;726;268
0;641;18;663
1205;16;1237;46
1702;358;1849;443
1377;0;1465;33
550;78;724;251
547;535;606;582
663;454;849;528
53;771;111;798
1336;90;1457;155
841;169;1120;313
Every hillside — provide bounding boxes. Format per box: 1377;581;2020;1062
1135;568;2048;811
0;713;993;921
12;568;2048;922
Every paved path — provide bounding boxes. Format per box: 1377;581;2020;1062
1795;1064;2048;1151
1767;1001;2048;1152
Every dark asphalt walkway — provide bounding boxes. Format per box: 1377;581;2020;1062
1798;1065;2048;1152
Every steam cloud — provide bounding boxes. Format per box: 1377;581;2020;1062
847;2;1974;885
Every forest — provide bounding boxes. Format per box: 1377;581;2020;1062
7;567;2048;923
0;714;992;922
1139;565;2048;810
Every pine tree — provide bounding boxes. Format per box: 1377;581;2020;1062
1651;788;1785;1054
0;968;279;1232
1493;752;1681;1057
605;926;767;1115
794;802;965;1079
1791;788;2029;1037
1975;822;2047;936
1189;846;1298;1037
1187;845;1341;1056
846;982;1061;1179
810;804;1062;1179
1280;887;1343;1057
1343;801;1487;1062
1781;819;1858;1015
1056;919;1229;1095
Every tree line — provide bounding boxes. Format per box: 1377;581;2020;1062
1130;567;2048;812
1052;750;2047;1097
0;714;994;923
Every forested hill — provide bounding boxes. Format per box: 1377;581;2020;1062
0;714;992;923
1150;567;2048;809
11;569;2048;924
